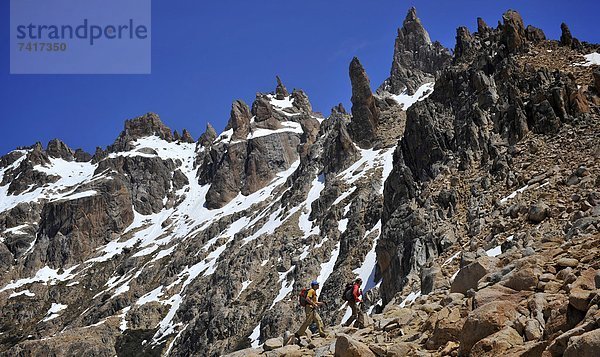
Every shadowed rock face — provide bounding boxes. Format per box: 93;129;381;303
27;178;134;270
348;57;380;149
202;130;302;209
97;155;184;215
320;113;359;175
379;7;451;95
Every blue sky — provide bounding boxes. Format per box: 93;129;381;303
1;0;599;155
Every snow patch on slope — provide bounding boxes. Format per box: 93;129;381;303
270;266;295;309
0;265;79;292
9;289;35;298
500;184;529;204
316;242;340;286
352;221;382;293
0;156;97;213
42;303;68;322
268;94;294;109
298;174;325;237
574;52;600;66
391;82;435;110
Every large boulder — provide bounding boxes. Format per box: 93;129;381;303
527;202;550;223
451;257;495;294
501;263;540;291
426;306;464;349
334;334;375;357
563;329;600;357
263;337;283;352
459;300;519;355
470;326;524;356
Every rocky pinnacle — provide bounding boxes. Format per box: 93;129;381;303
226;100;252;141
378;7;451;95
275;75;289;100
348;57;379;149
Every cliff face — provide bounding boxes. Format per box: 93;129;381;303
1;7;600;357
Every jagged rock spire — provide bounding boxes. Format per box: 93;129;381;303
560;23;573;47
275;75;289;100
454;27;474;60
378;7;451;95
348;57;379;148
559;22;581;49
291;89;312;113
181;129;195;143
331;103;347;115
225;100;252;141
46;139;75;161
252;96;274;122
502;10;526;53
400;7;431;50
198;123;217;147
477;17;490;34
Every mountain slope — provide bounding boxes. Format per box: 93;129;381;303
1;7;600;357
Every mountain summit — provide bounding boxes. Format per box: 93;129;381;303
378;7;451;95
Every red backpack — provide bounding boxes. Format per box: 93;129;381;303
299;288;309;306
342;283;354;302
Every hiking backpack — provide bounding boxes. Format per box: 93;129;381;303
299;288;309;306
342;283;354;302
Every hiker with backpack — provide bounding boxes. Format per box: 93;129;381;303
342;277;365;328
295;280;327;339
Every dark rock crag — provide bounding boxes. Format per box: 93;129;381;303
378;7;452;95
348;57;380;149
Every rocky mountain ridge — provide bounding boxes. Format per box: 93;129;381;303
1;7;599;357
